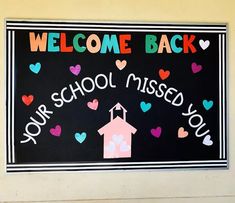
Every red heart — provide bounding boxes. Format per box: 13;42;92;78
22;95;34;106
159;69;170;80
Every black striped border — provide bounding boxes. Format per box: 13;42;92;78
5;20;227;173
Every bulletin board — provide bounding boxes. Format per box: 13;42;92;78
5;20;227;173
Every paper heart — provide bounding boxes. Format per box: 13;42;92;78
178;127;188;138
87;99;99;110
191;62;202;74
120;141;131;152
29;62;41;74
22;95;34;106
112;134;123;145
199;40;210;50
115;59;127;70
105;141;116;152
50;125;61;137
159;69;170;80
203;135;213;146
203;100;213;110
140;101;152;112
150;127;162;138
75;132;87;143
70;64;81;76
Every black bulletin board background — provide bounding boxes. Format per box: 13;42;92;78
6;21;227;172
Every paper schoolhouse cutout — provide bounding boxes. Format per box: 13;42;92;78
98;103;137;158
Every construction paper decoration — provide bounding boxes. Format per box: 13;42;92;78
178;127;189;138
29;62;41;74
199;39;210;50
140;101;152;112
5;20;227;173
69;64;81;76
159;69;170;80
191;62;203;73
98;103;137;158
21;95;34;106
203;99;214;110
50;125;62;137
150;127;162;138
87;99;99;110
203;135;213;146
75;132;87;143
115;59;127;70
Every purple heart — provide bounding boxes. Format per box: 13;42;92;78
150;127;162;138
191;62;202;74
69;64;81;76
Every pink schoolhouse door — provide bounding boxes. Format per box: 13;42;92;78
98;103;137;159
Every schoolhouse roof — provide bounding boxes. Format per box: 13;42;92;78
98;116;137;136
109;102;127;113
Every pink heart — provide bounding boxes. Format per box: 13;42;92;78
150;127;162;138
50;125;61;137
87;99;99;110
191;62;202;73
69;64;81;76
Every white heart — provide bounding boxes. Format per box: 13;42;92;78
203;135;213;146
120;141;131;152
105;141;116;152
199;40;210;50
112;134;123;145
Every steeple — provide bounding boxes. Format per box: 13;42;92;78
109;103;127;121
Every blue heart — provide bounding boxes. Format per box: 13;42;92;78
203;100;213;110
140;101;152;112
75;132;87;143
29;62;41;74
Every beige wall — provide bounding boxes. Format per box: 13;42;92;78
0;0;235;202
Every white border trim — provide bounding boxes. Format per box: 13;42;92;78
6;27;226;33
11;31;15;163
219;34;222;159
222;34;226;159
5;18;227;25
6;22;226;29
7;30;11;164
7;160;227;167
7;164;228;172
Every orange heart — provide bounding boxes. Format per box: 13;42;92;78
178;127;188;138
159;69;170;80
115;59;127;70
22;95;34;106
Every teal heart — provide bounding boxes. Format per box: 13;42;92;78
140;101;152;112
203;100;213;110
29;62;41;74
75;132;87;143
